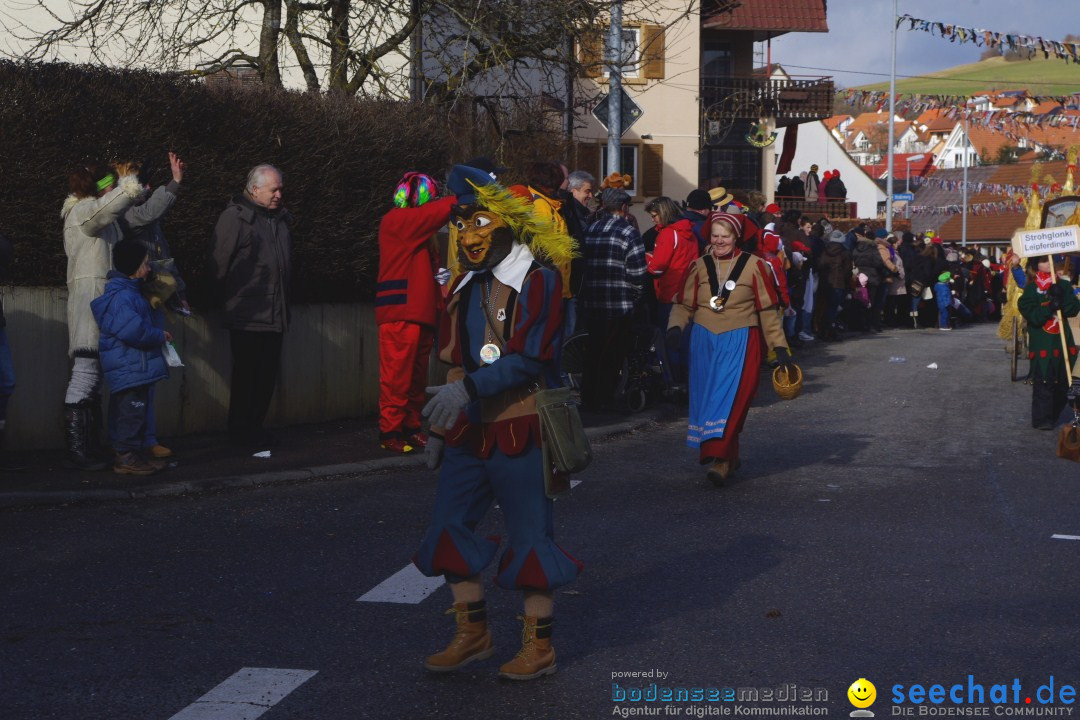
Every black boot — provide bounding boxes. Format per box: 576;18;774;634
1032;382;1057;430
87;393;112;461
64;402;108;471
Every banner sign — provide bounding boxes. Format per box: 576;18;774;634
1011;225;1080;258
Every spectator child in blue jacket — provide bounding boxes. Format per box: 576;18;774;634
934;271;953;330
90;239;171;475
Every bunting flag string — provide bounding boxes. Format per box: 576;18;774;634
896;14;1080;64
835;89;1080;144
901;199;1025;216
910;175;1060;199
837;89;1080;127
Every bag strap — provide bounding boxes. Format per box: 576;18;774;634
703;251;752;304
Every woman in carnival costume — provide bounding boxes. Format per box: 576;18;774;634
665;211;791;485
413;165;581;681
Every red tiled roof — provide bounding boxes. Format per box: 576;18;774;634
1024;125;1080;151
915;108;948;128
824;114;851;129
927;161;1068;242
1030;100;1063;115
703;0;828;33
963;125;1014;163
925;116;958;133
843;118;911;153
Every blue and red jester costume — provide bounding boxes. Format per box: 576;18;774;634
376;172;456;454
412;164;582;681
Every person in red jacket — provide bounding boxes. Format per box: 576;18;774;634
646;196;699;385
758;224;791;308
376;172;456;453
646;196;698;308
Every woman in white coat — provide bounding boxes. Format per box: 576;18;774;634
61;161;142;470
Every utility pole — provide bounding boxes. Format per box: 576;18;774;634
606;0;623;176
962;114;969;247
885;0;897;232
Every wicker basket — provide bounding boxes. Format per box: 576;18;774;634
772;364;804;401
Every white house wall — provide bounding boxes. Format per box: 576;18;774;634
775;120;886;218
573;2;700;227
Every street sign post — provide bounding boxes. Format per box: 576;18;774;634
893;192;914;201
593;88;643;136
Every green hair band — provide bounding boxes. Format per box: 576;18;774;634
96;173;117;192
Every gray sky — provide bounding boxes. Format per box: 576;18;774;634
769;0;1080;89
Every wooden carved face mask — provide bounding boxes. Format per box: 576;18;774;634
454;208;513;271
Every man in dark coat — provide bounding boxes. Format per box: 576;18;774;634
682;189;712;252
824;169;847;199
817;229;852;340
209;164;292;447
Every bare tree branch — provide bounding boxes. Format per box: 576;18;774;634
2;0;692;114
285;0;320;90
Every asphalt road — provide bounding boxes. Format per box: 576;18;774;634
3;323;1079;720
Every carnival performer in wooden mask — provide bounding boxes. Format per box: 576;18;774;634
412;164;580;681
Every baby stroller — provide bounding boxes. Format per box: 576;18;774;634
616;297;680;412
560;298;679;413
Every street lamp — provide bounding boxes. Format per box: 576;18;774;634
905;154;925;195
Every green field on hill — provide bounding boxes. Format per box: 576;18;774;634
856;55;1080;97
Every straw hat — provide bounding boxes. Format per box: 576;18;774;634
709;186;734;207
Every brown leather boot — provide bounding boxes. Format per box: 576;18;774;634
423;600;495;672
498;615;556;680
706;458;741;487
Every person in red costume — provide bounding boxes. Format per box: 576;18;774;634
376;172;456;453
646;196;698;383
757;223;791;307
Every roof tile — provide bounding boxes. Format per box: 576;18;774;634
703;0;828;33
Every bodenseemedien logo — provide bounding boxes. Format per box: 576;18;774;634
849;679;878;718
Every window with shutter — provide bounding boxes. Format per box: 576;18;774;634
575;143;602;178
641;25;665;79
578;30;603;78
641;143;664;198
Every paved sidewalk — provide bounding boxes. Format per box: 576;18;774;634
0;405;681;508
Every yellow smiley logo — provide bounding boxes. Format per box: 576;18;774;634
848;679;876;709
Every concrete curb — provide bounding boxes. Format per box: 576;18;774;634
0;409;677;508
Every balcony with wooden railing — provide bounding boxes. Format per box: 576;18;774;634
701;74;835;126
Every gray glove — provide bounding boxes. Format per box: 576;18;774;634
423;381;470;429
425;434;444;471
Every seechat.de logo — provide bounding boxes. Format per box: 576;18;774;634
849;678;877;718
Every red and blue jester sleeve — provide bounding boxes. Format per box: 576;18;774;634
465;265;564;399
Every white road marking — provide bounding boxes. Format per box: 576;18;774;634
358;563;444;604
1051;534;1080;541
168;667;317;720
571;479;582;489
